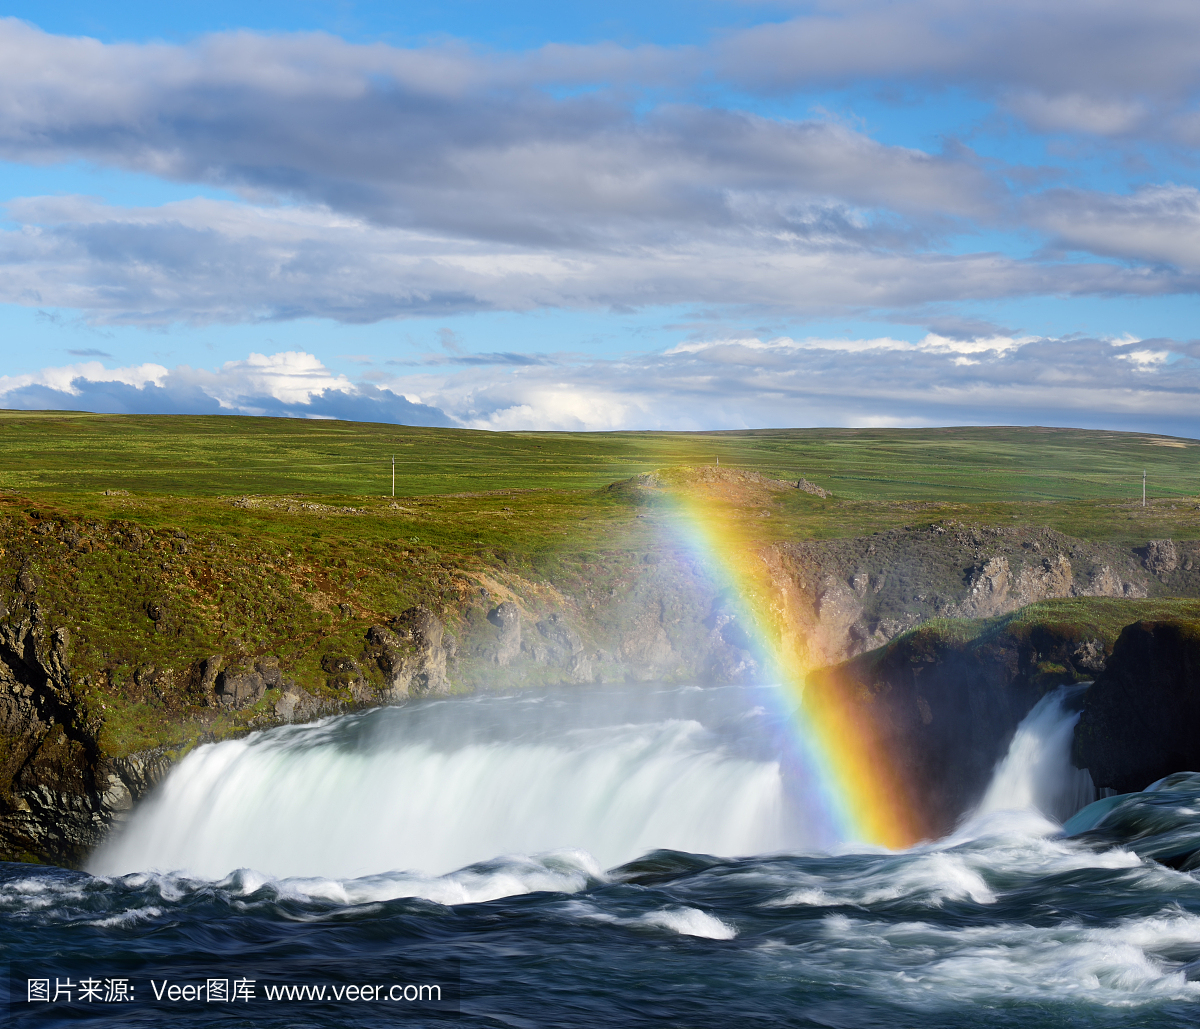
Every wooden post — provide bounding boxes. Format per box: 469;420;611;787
1143;469;1146;507
392;455;395;498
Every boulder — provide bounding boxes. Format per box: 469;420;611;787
524;613;592;681
214;656;282;708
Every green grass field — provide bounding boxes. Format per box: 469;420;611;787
1;414;1197;551
1;412;1196;502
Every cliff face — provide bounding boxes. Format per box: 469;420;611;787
1073;620;1200;793
0;612;135;866
763;522;1163;667
809;620;1109;838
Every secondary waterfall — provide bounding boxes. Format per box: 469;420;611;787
90;684;815;880
975;684;1097;824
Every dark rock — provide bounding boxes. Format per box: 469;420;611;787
524;614;591;680
812;619;1101;838
366;606;450;699
215;669;267;707
274;686;320;723
1071;638;1107;674
486;602;521;666
255;655;283;689
0;616;101;867
199;655;223;704
322;654;358;675
1073;620;1200;793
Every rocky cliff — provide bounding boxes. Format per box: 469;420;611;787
1073;620;1200;793
809;614;1116;838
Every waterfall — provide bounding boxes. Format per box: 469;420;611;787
89;685;810;880
975;684;1096;824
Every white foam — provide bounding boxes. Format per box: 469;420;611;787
976;685;1096;824
91;694;804;880
799;909;1200;1005
638;907;738;939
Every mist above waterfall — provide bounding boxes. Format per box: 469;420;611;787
90;684;829;880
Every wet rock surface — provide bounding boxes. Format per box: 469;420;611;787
1073;620;1200;793
0;611;102;866
812;619;1117;838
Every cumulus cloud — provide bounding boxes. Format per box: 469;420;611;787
0;350;451;424
4;336;1196;436
410;332;1199;435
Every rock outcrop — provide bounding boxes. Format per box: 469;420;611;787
0;611;102;866
1144;540;1179;578
215;655;284;707
1073;620;1200;793
486;602;522;666
812;619;1114;837
524;613;592;681
365;606;452;700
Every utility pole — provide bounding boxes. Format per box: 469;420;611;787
392;455;395;498
1143;469;1146;507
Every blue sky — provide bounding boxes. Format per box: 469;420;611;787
0;1;1198;434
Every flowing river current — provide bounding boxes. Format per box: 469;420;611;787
5;682;1200;1027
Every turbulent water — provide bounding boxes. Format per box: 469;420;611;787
5;682;1200;1027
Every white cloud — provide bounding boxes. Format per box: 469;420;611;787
390;332;1200;434
1119;349;1170;369
718;1;1200;142
173;351;356;408
0;194;1191;327
0;350;450;424
2;334;1196;436
666;332;1035;359
0;14;1195;349
0;19;996;240
1005;92;1148;136
0;359;167;395
1030;184;1200;270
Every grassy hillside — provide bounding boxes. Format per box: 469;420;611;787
1;413;1196;500
2;414;1198;550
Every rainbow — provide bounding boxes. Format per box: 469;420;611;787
662;479;922;850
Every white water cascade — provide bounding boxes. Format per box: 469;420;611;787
90;686;812;880
975;684;1097;824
